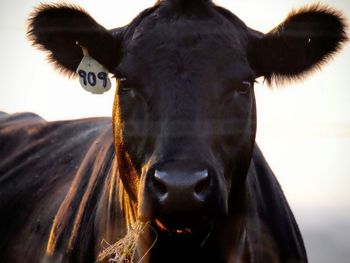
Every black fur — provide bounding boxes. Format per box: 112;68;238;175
5;1;347;262
249;4;348;85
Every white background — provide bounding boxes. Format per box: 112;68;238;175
0;0;349;262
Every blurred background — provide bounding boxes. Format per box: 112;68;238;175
0;0;349;262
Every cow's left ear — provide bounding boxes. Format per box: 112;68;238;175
27;3;122;76
249;4;348;84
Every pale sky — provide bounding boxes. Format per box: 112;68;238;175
0;0;350;261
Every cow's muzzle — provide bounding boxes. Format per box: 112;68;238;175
139;161;226;234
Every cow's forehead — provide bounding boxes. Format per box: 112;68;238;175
120;11;252;84
131;12;246;55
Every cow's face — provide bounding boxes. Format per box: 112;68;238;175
113;7;257;233
28;0;347;237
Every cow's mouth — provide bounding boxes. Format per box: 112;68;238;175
154;218;193;235
151;217;214;243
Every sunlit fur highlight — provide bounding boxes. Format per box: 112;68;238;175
44;126;136;258
112;80;140;202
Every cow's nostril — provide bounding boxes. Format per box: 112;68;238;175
194;175;209;194
194;170;210;200
153;171;168;197
152;167;211;209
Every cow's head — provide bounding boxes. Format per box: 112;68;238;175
28;0;347;241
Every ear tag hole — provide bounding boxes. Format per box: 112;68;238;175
76;46;111;94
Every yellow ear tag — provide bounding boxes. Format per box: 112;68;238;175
76;48;111;94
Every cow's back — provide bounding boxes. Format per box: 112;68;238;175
0;112;117;262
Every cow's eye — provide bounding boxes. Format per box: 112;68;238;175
237;80;253;95
118;77;133;93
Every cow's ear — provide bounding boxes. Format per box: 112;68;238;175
27;3;122;77
249;4;348;85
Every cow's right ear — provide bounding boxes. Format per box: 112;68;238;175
27;3;122;76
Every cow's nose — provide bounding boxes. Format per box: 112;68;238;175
151;166;211;214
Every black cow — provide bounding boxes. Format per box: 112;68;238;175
0;0;347;262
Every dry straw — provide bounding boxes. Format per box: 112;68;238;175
97;222;157;263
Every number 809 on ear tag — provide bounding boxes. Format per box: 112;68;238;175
76;55;112;94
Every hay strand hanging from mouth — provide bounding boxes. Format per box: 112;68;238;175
97;221;156;263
